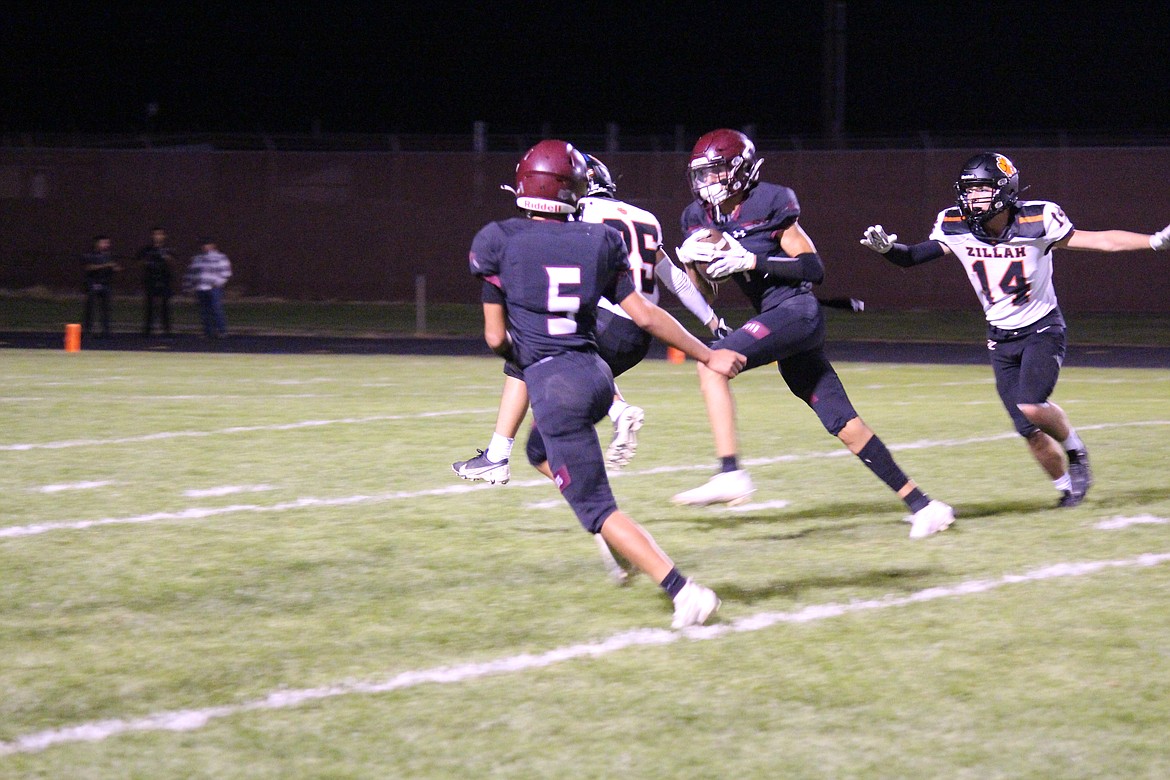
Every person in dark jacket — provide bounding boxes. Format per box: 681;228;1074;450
137;227;175;336
81;235;120;337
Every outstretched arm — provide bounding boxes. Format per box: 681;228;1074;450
617;291;745;377
1057;223;1170;252
860;224;951;267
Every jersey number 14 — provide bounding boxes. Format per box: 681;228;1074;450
972;259;1031;305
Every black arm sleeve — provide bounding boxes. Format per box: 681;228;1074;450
883;240;947;268
755;252;825;285
481;279;505;303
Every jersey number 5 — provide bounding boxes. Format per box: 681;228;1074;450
546;266;581;335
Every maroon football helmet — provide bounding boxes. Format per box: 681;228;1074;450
687;128;763;206
511;139;589;215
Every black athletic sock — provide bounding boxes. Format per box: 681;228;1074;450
903;487;930;513
856;436;919;501
660;567;687;599
720;455;739;473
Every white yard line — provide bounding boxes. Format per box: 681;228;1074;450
2;551;1167;757
855;376;1170;391
525;499;565;510
32;481;114;493
0;408;498;452
1095;515;1169;530
1;394;336;403
4;421;1169;540
0;483;497;539
183;485;275;498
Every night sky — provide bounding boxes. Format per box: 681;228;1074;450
3;2;1170;140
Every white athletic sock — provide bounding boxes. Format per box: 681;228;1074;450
608;399;629;423
1062;430;1084;452
1054;474;1072;492
485;433;514;463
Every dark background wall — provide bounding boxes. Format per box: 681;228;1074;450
1;147;1167;312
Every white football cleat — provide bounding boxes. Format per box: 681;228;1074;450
908;499;955;539
451;449;510;485
671;470;755;507
671;580;721;629
594;534;635;586
606;405;645;469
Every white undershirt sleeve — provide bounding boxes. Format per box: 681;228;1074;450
654;256;715;327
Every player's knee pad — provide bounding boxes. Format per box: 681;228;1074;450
577;505;615;535
811;393;856;436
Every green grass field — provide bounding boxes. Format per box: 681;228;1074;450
2;348;1169;778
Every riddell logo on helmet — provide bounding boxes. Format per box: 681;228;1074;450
519;198;569;214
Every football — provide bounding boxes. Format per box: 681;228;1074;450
694;228;726;246
690;228;728;284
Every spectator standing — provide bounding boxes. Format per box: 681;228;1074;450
184;238;232;338
81;235;120;338
137;227;175;336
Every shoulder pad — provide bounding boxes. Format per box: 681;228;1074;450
1012;203;1050;239
937;207;970;236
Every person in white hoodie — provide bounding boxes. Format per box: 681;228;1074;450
185;238;232;338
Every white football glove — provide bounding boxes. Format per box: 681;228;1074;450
704;233;757;278
1150;223;1170;251
675;229;724;265
860;224;898;254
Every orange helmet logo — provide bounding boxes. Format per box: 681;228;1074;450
995;155;1017;177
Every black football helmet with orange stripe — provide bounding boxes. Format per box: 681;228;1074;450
955;152;1020;231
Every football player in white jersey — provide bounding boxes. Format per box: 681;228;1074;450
861;152;1170;507
453;153;731;481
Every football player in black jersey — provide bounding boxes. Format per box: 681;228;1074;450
453;153;733;485
861;152;1170;507
468;139;746;628
673;129;954;539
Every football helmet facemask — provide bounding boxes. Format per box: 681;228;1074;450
688;129;763;207
584;154;617;198
508;140;589;215
955;152;1020;229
